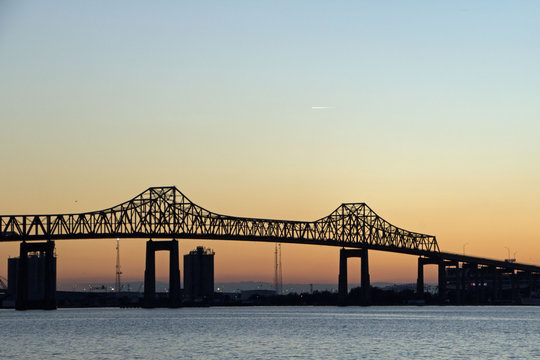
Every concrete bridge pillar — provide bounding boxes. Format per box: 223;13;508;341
416;257;439;301
438;260;447;304
524;271;532;298
472;264;480;304
510;270;518;304
338;249;348;305
455;263;462;305
516;271;528;301
169;240;181;305
16;240;56;310
338;248;370;306
361;248;370;305
416;258;424;298
462;263;480;304
514;270;522;303
143;239;181;308
479;266;487;303
533;273;540;294
144;240;156;305
493;268;502;303
360;248;370;305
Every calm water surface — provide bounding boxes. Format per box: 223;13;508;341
1;306;538;359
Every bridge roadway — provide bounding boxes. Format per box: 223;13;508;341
1;186;539;308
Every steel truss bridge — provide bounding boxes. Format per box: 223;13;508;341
0;186;439;254
1;186;539;308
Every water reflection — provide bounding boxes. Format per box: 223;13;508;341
1;306;539;359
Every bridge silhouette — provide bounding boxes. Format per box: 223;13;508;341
1;186;539;309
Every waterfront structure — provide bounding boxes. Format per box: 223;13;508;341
143;239;181;308
1;186;539;309
7;245;56;310
240;289;275;301
442;263;537;304
184;246;214;301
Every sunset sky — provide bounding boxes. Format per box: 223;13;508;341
1;1;539;288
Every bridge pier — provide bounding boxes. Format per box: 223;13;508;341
143;239;181;308
338;248;370;306
479;265;488;303
471;263;480;304
454;262;462;305
338;250;347;304
416;257;439;301
517;271;529;301
437;260;455;304
526;272;533;298
461;263;479;304
497;267;515;303
511;270;519;304
467;264;480;305
490;266;500;303
530;272;540;295
16;241;56;310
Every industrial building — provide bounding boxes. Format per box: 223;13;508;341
8;249;57;309
183;246;214;301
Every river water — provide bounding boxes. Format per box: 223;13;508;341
1;306;538;359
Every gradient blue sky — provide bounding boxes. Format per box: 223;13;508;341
1;1;539;286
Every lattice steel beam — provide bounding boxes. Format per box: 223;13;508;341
0;186;439;254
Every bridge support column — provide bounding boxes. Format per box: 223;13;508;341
511;270;518;304
479;266;487;303
169;240;181;306
461;263;480;305
461;263;473;304
144;241;156;307
16;241;56;310
338;248;370;306
532;273;539;294
455;263;462;305
438;260;447;304
493;268;502;303
416;258;424;299
517;271;527;302
416;257;439;302
143;239;181;308
460;262;481;304
360;248;370;306
526;271;534;298
338;249;348;305
471;264;480;304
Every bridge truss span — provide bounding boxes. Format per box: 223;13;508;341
0;186;439;254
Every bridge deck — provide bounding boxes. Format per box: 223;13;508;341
1;186;539;273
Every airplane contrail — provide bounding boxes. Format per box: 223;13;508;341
311;106;332;110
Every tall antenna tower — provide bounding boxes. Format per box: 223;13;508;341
115;238;122;293
274;242;283;295
274;242;278;294
278;243;283;294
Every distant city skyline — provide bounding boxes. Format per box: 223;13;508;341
57;279;437;295
1;1;539;287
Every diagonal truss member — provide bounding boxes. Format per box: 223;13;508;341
0;186;439;254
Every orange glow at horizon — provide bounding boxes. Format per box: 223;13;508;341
1;181;539;289
0;238;441;289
